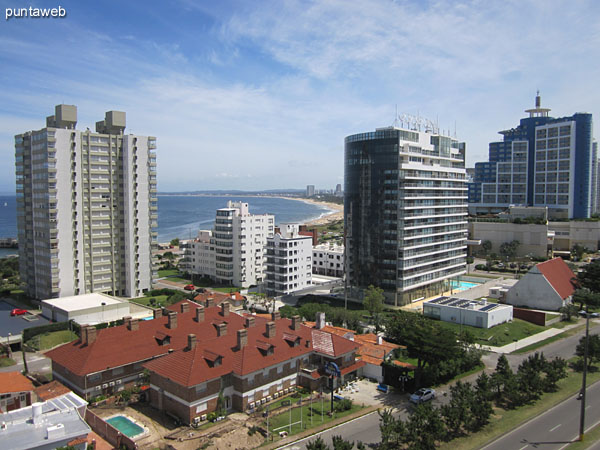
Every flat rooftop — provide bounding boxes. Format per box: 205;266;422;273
42;293;123;312
426;296;512;313
0;301;51;338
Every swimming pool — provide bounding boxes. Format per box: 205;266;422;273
450;280;480;291
106;415;145;438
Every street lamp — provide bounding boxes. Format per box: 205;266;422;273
579;309;599;441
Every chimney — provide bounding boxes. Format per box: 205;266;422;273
83;326;97;345
167;312;178;329
216;323;228;337
245;316;256;328
221;301;230;317
316;312;326;330
127;318;139;332
291;315;301;331
187;334;197;350
237;329;248;349
195;306;205;323
266;321;276;339
271;311;281;321
205;298;215;308
124;316;132;327
377;335;383;345
181;302;190;313
153;309;161;320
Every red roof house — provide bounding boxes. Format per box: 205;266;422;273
0;371;34;412
506;257;576;311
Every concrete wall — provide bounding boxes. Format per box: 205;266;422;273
361;362;383;383
505;268;564;311
469;222;549;258
549;221;600;251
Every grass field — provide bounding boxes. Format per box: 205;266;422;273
28;330;78;350
438;362;600;450
434;318;548;347
130;294;169;307
265;398;363;444
157;269;180;278
0;357;16;367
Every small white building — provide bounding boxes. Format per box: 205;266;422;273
265;224;313;296
312;243;344;277
505;257;576;311
180;230;216;278
423;297;513;328
41;293;131;325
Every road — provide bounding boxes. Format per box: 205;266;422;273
483;380;600;450
0;351;51;374
279;321;600;449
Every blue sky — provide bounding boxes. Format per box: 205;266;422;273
1;0;599;193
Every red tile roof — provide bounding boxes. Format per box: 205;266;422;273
303;322;354;339
0;371;34;394
354;333;401;367
143;309;359;387
34;380;71;401
193;291;244;304
536;257;576;300
392;360;417;370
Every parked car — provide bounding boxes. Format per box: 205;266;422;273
184;284;195;291
410;388;435;404
10;308;27;316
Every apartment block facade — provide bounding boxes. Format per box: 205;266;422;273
344;124;468;305
15;105;157;299
182;201;274;288
468;94;595;219
265;224;313;296
312;243;344;277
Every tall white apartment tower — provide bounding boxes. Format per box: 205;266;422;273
213;201;274;287
265;224;313;296
15;105;158;300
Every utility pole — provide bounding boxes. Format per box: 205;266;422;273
579;309;598;441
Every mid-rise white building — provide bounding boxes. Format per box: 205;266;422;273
15;105;157;299
312;243;344;277
182;202;274;288
265;224;313;296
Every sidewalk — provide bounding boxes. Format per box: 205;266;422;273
479;321;585;353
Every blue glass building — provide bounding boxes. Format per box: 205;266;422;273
468;94;595;219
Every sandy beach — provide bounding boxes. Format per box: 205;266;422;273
287;197;343;226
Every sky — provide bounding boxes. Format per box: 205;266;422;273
1;0;599;193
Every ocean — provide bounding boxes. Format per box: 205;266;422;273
0;194;332;247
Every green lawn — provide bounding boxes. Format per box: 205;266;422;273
0;357;16;367
166;276;192;283
438;362;600;450
512;323;586;354
27;330;78;350
434;318;548;347
130;295;169;307
265;398;363;444
157;269;180;278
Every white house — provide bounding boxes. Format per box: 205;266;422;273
504;257;576;311
41;293;135;325
423;297;513;328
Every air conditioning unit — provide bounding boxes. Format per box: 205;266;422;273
109;381;115;387
138;373;144;378
193;417;200;424
102;384;108;389
95;386;101;391
261;398;266;405
116;380;122;385
273;393;278;399
248;402;255;409
266;396;272;402
283;388;289;394
200;414;207;421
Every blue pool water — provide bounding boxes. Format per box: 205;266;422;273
106;415;144;438
450;280;479;291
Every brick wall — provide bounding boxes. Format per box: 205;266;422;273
513;307;546;326
85;409;137;450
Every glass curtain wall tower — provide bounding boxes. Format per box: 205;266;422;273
344;124;468;305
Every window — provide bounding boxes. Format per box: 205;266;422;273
112;367;124;376
196;402;207;413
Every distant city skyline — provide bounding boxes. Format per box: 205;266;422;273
1;0;599;193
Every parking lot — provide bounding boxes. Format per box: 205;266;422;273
337;378;407;408
0;300;49;341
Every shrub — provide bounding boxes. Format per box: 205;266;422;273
334;398;352;412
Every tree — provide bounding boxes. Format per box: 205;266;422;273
481;240;492;254
577;260;600;294
170;238;180;247
559;304;579;321
331;435;354;450
576;334;600;369
306;436;330;450
385;311;461;387
572;288;600;311
162;251;176;269
363;285;384;318
499;240;520;260
406;403;444;449
543;357;567;392
571;244;587;261
379;408;408;449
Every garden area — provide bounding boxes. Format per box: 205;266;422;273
25;329;78;350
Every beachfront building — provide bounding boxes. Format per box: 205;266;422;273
312;243;344;277
306;185;315;197
344;120;468;305
181;201;274;288
265;224;313;296
468;93;596;219
180;230;216;279
15;105;157;299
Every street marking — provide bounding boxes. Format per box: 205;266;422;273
550;424;561;432
519;445;528;450
586;405;592;410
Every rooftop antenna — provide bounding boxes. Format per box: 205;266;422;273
454;120;457;138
